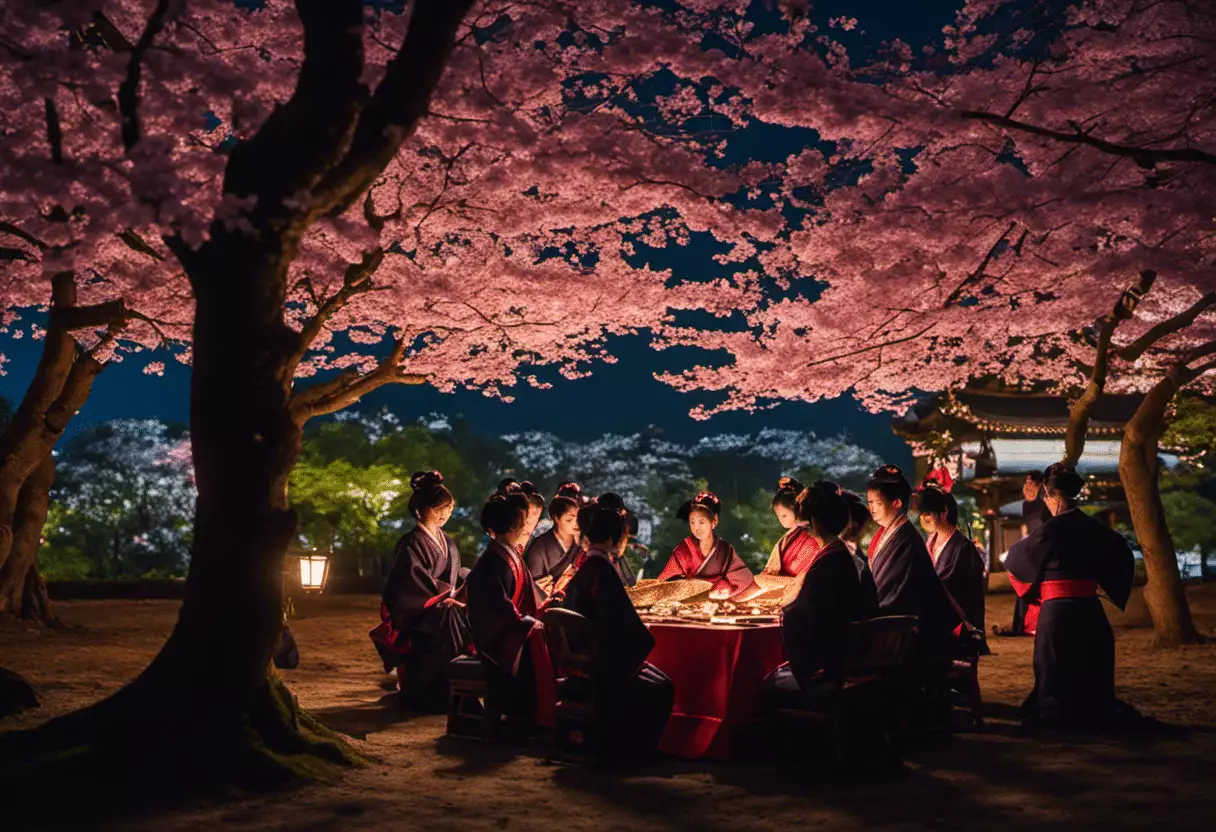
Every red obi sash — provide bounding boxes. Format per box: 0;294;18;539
780;527;822;576
499;542;555;728
1009;577;1100;635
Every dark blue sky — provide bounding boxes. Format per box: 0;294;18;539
1;0;967;468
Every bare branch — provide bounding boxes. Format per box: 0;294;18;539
805;323;937;369
962;111;1216;167
117;0;172;150
44;98;64;164
287;248;386;373
289;335;428;425
943;222;1016;307
1118;290;1216;361
311;0;478;217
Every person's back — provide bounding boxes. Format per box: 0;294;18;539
1005;464;1137;728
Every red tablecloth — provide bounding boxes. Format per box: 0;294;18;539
646;622;786;760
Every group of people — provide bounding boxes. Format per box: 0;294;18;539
370;458;1138;761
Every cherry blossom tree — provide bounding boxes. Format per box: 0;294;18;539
661;0;1216;645
0;0;848;790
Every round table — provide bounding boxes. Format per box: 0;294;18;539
645;621;786;760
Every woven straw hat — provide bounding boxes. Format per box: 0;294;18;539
627;578;713;607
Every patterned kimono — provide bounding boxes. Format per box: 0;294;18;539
657;536;757;599
763;525;823;577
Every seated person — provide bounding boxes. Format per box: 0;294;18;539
372;470;471;711
915;483;987;633
765;481;879;709
561;501;675;761
841;490;878;599
465;486;550;722
865;465;962;656
525;481;585;591
597;492;640;587
657;490;758;600
762;476;822;577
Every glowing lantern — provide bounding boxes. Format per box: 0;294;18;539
298;552;330;593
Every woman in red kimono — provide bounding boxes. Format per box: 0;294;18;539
371;470;471;711
762;477;822;577
657;491;757;600
465;486;554;726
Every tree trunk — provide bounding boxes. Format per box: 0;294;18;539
0;453;58;626
1121;374;1198;646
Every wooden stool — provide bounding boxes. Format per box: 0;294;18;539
949;655;984;729
445;655;498;740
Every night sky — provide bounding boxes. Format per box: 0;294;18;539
0;0;968;469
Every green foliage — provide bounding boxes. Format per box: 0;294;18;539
289;412;517;574
1163;395;1216;465
1161;491;1216;556
41;420;194;579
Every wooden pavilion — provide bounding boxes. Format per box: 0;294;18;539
892;384;1163;564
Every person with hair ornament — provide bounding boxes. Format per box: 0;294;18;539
657;490;758;600
1004;463;1140;729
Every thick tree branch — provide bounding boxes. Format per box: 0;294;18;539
287;248;386;374
44;98;63;164
962;111;1216;167
312;0;478;218
1118;290;1216;361
216;0;366;235
53;299;128;331
118;0;172;150
1063;270;1156;466
288;336;428;425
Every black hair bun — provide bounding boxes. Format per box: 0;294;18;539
678;490;721;520
776;476;803;494
1043;463;1084;499
874;464;905;479
556;481;582;499
518;480;540;496
598;492;628;514
496;478;520;495
411;470;444;490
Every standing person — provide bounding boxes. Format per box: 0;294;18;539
371;471;471;711
995;472;1051;636
865;465;962;655
657;491;758;600
1005;464;1137;728
764;482;879;708
525;482;585;589
465;487;554;726
762;477;822;577
561;502;674;762
916;485;988;633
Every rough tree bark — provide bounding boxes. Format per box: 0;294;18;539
0;270;125;624
1120;367;1203;645
0;2;476;803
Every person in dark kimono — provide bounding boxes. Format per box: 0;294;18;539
765;481;880;709
525;482;585;591
1005;464;1138;729
465;487;554;726
916;485;987;633
561;501;674;761
597;492;640;588
370;470;472;711
865;465;962;656
763;477;822;577
657;491;758;600
841;490;878;599
496;478;547;541
996;472;1050;636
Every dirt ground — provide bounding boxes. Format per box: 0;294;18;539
3;584;1216;831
